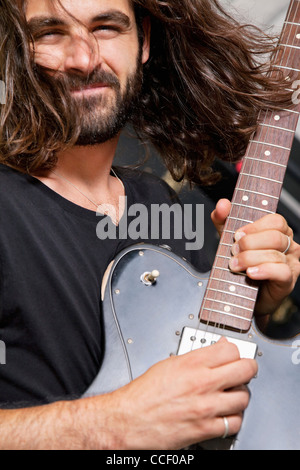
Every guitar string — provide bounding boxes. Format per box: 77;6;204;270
227;0;299;336
224;1;299;338
192;2;298;353
198;39;288;339
199;100;270;340
187;1;297;351
228;4;297;335
201;17;291;340
195;108;270;347
229;0;299;336
221;107;269;337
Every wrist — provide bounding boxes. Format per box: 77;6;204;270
69;392;128;450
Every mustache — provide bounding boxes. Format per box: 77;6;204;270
38;67;121;92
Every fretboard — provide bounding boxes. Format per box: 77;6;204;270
199;0;300;332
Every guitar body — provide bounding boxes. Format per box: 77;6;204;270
83;244;300;450
82;0;300;451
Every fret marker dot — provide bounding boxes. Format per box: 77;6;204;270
297;34;300;39
265;150;271;157
224;306;231;313
229;286;236;292
262;200;269;206
242;195;249;202
274;115;280;121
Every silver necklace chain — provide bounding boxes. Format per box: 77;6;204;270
51;168;124;209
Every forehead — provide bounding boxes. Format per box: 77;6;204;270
25;0;135;23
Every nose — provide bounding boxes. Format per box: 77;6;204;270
64;34;99;75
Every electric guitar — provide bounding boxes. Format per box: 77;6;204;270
83;1;300;450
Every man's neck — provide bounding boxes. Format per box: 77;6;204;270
55;137;119;189
31;136;126;219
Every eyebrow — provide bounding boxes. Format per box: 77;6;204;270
27;10;132;34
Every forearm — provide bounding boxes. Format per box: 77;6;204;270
0;394;123;450
0;340;258;450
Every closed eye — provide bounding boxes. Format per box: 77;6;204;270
34;29;65;41
92;24;124;38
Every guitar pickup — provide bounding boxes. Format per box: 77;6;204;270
177;327;257;359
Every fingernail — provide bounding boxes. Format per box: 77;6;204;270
235;231;246;242
229;258;240;270
231;243;240;256
247;267;259;275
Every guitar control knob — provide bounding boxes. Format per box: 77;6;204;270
141;270;160;286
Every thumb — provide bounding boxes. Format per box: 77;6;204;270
211;199;231;237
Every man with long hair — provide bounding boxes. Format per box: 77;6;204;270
0;0;299;449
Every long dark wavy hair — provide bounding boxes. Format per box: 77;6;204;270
0;0;294;184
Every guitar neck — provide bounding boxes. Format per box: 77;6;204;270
199;0;300;332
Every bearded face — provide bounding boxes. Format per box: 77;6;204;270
26;0;150;146
47;56;143;146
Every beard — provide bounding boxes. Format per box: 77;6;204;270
36;55;143;146
73;65;143;146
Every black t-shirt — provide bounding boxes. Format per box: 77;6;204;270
0;164;210;408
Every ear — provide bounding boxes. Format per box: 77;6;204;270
141;16;151;64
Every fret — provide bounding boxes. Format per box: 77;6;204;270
273;64;300;73
254;123;297;141
245;157;287;168
281;108;300;114
280;43;300;50
260;123;295;133
217;245;234;257
240;173;283;185
231;192;279;215
249;140;291;151
206;288;256;303
235;188;280;200
201;307;252;323
203;298;254;312
221;234;238;246
218;244;234;254
284;21;300;26
216;254;231;260
209;277;259;291
236;180;284;204
255;112;299;135
227;216;253;223
226;219;258;233
224;221;251;234
212;266;248;277
241;160;287;183
232;202;274;215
